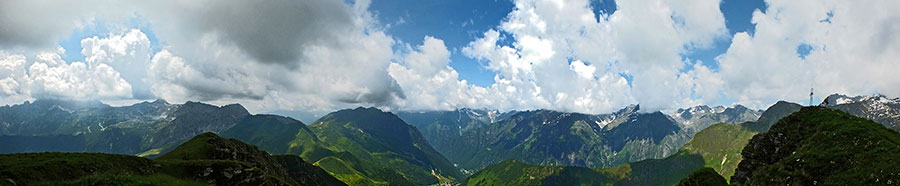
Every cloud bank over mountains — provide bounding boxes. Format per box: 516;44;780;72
0;0;898;116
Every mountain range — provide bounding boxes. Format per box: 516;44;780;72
0;101;461;185
2;93;900;185
0;99;249;155
462;101;801;186
823;94;900;131
461;94;900;186
398;104;761;173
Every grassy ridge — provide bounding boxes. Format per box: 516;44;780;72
0;153;160;185
0;133;346;186
732;107;900;185
220;114;308;154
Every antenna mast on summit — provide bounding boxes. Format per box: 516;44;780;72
809;88;814;106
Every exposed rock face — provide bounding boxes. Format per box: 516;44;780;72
161;160;274;185
673;105;762;131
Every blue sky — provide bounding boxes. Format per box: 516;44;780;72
57;16;164;64
369;0;515;87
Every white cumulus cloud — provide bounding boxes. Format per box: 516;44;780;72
714;0;900;108
0;53;29;98
0;29;155;103
454;0;727;113
81;29;153;99
27;50;132;100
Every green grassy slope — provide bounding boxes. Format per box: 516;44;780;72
0;133;346;186
312;152;414;186
463;153;704;186
289;107;462;185
220;114;309;154
731;107;900;185
0;153;162;185
463;159;617;186
680;123;757;179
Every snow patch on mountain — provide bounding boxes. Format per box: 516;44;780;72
824;93;900;131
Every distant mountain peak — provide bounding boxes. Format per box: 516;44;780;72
343;106;389;115
456;107;477;112
131;98;170;108
342;106;389;115
151;98;169;105
727;104;749;110
824;93;851;106
626;104;640;112
824;93;899;106
743;101;802;132
317;107;406;127
676;105;717;118
222;103;248;112
672;104;759;126
610;104;640;117
179;101;250;116
773;100;796;106
822;93;900;131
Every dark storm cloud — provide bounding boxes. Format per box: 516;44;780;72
0;0;115;48
336;77;407;107
145;0;354;67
